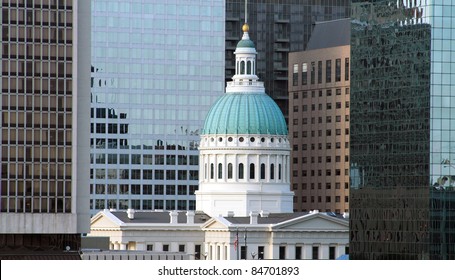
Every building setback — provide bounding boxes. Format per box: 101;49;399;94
288;19;350;213
350;0;455;259
0;0;90;259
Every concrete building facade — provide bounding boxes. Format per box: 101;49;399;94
0;0;90;258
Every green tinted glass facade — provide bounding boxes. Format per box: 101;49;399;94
350;0;455;259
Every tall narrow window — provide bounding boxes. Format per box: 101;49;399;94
218;163;222;179
326;60;332;83
247;61;252;74
249;163;255;179
329;246;336;260
292;64;298;86
335;58;341;82
278;164;282;180
345;57;350;81
270;164;275;179
240;61;245;74
238;163;244;179
227;163;233;179
310;62;315;84
302;63;307;85
312;246;319;259
260;163;266;179
317;61;322;84
210;163;214;179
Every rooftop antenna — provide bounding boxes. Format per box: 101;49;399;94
245;0;248;24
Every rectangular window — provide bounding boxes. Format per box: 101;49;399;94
335;58;341;82
317;61;322;84
302;63;307;85
326;60;332;83
258;246;265;260
329;246;336;260
241;246;247;260
163;244;169;252
279;246;286;260
312;246;319;260
292;63;298;86
310;62;315;84
147;245;153;251
345;57;349;81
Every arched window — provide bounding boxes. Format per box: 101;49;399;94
210;163;214;179
270;164;275;180
250;163;255;179
252;61;255;75
240;61;245;74
247;61;251;74
218;163;223;179
228;163;233;179
278;164;282;180
260;163;266;180
238;163;244;179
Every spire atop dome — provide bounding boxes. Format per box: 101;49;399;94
227;0;264;93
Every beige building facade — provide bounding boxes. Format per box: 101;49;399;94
288;19;350;214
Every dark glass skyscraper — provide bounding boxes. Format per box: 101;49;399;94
225;0;350;120
350;0;455;259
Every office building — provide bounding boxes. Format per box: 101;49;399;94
0;0;90;259
225;0;350;120
350;0;455;259
89;0;225;215
288;19;350;213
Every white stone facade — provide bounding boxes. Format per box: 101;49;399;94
197;134;293;217
88;210;349;260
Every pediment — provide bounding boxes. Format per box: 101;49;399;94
202;217;231;230
91;211;122;229
273;214;348;231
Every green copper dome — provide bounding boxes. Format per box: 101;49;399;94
236;39;255;48
202;92;288;135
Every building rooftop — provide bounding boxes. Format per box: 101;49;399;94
109;210;211;224
224;211;347;225
306;18;351;50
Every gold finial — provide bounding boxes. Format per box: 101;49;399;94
242;23;249;32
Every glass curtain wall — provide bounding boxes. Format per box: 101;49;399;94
90;0;225;215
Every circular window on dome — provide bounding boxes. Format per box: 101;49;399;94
271;138;274;143
228;137;233;142
239;137;244;142
250;137;255;142
211;138;215;142
278;138;282;143
218;137;223;142
261;137;265;142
